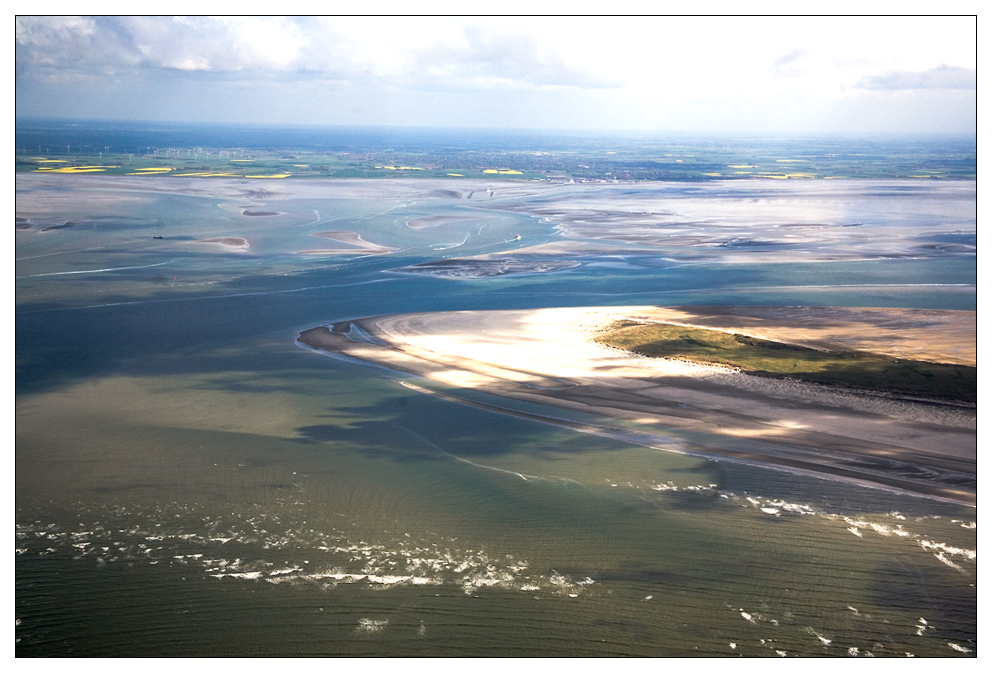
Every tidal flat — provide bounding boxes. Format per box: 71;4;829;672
15;172;976;656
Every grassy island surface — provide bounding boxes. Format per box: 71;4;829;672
594;321;976;404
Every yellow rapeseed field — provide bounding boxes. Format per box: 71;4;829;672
174;172;239;177
36;165;117;173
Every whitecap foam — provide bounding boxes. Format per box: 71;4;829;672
918;539;975;561
355;618;388;635
932;554;965;572
213;571;263;580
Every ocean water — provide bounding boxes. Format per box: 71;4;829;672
15;172;976;656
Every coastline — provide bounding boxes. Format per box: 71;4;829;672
298;306;976;506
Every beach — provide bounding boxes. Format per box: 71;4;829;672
299;306;976;505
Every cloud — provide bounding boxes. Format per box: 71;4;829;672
411;25;621;90
14;16;977;133
15;17;316;74
15;16;139;80
853;65;976;91
15;16;616;92
772;49;806;73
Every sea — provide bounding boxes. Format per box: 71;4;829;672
14;123;976;657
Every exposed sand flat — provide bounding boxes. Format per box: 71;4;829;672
308;230;397;253
15;174;555;219
195;237;250;249
299;306;976;504
405;215;485;229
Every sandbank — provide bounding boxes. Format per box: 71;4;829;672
405;215;485;229
195;236;250;249
306;230;397;254
299;306;976;505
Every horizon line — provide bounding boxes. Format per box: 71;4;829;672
14;116;978;139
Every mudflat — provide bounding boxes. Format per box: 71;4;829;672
299;306;976;505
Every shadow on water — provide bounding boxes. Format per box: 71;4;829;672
292;397;646;463
294;421;447;464
628;489;729;513
865;558;976;643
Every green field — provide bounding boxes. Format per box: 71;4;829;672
14;133;977;182
594;321;975;404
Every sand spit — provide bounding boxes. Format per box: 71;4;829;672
299;306;976;505
405;215;485;229
302;231;397;255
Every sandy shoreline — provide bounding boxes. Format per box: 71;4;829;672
298;306;975;505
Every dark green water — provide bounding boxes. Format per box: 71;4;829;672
15;174;976;656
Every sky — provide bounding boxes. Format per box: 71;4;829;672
13;13;979;134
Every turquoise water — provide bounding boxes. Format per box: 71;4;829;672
15;175;976;656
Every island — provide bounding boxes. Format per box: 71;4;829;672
299;305;976;505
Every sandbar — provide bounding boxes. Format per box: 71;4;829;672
299;306;976;505
304;230;397;254
405;215;485;229
195;236;250;249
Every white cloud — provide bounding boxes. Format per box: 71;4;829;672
854;65;976;91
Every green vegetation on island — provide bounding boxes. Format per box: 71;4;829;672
594;321;976;404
